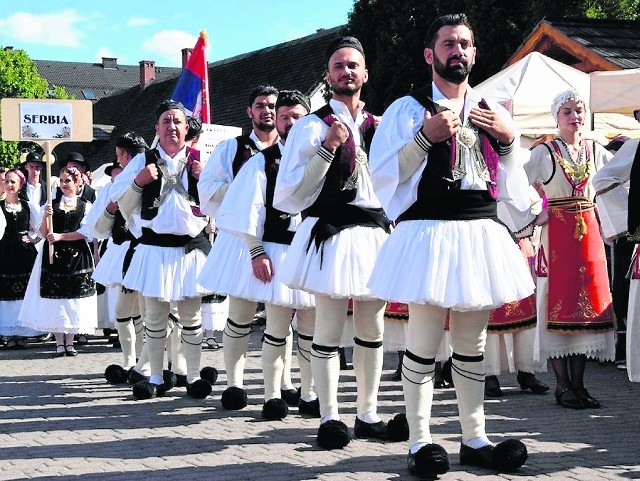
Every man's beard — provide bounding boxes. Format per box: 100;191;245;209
433;54;471;84
255;121;275;132
330;76;361;97
277;124;292;141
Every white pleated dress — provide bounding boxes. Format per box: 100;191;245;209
19;198;98;334
367;88;535;310
274;99;390;300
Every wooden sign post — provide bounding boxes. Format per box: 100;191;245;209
1;98;94;262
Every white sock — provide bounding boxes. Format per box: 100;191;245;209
410;442;428;455
463;437;494;449
357;411;382;424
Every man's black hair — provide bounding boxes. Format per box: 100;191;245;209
275;90;311;113
116;131;148;157
424;13;474;49
248;85;279;107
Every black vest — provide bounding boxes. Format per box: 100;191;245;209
306;104;377;214
140;148;200;221
261;144;294;245
232;134;260;178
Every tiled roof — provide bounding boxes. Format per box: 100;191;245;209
34;59;182;101
52;26;343;171
542;18;640;69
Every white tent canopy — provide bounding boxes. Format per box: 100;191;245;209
474;52;639;140
590;68;640;115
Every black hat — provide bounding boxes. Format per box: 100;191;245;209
115;132;148;153
104;159;121;177
325;36;365;63
276;90;311;114
60;152;90;172
155;99;186;120
24;151;46;165
604;136;630;153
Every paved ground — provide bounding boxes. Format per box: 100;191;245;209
1;328;639;481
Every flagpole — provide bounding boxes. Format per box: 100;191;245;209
199;31;211;123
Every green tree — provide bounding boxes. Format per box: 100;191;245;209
346;0;638;114
0;47;73;167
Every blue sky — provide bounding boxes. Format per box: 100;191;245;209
0;0;355;67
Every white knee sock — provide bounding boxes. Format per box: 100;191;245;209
182;323;203;384
223;318;252;388
116;317;136;368
353;338;383;422
144;298;169;384
281;330;295;390
403;351;436;446
262;333;287;400
297;332;315;401
311;343;341;422
133;315;144;358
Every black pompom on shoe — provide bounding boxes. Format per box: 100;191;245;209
186;379;212;399
407;444;450;477
221;386;248;410
262;398;289;420
459;439;527;472
387;413;410;442
104;364;128;384
200;366;219;385
132;381;167;400
317;420;351;450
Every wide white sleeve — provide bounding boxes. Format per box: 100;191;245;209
215;154;267;239
273;116;332;214
109;154;146;224
77;201;94;241
198;138;238;217
524;144;555;185
369;96;428;221
84;182;115;239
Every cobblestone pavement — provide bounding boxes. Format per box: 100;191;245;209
1;329;639;481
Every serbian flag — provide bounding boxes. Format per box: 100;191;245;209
172;30;210;122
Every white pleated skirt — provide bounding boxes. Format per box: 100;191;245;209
0;300;44;336
368;219;534;310
93;240;130;287
96;286;118;329
533;277;615;363
279;217;390;299
122;244;210;302
18;249;98;334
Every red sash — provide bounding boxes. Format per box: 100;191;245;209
545;199;614;332
633;245;640;280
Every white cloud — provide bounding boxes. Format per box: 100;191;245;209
141;30;196;66
127;17;155;27
0;10;83;47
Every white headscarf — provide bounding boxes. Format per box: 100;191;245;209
551;88;587;123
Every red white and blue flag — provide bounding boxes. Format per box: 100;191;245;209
172;31;210;122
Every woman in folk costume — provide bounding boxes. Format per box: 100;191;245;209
592;137;640;382
0;169;43;346
19;167;98;356
525;88;615;410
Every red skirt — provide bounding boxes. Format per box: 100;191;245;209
540;200;614;332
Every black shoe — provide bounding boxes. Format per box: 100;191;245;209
200;366;219;385
54;345;66;358
353;417;388;440
391;367;402;381
186;379;212;399
485;375;502;397
298;398;321;418
175;374;188;388
281;387;301;406
574;387;600;408
555;388;585;409
407;444;450;477
128;368;150;385
132;381;167;400
517;371;549;394
64;345;78;357
317;420;350;450
459;440;527;472
387;413;410;442
262;398;289;420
